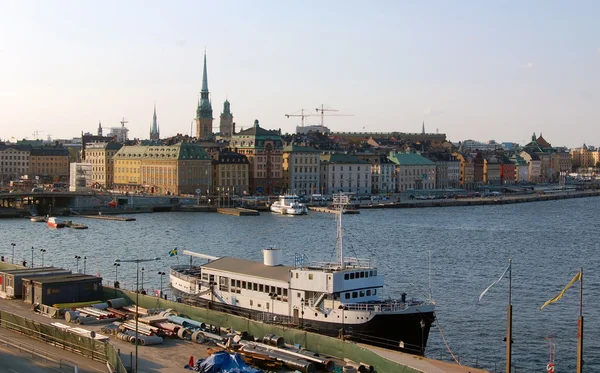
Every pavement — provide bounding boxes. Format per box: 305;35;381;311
358;344;490;373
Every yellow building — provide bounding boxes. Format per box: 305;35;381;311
113;142;212;195
29;147;70;183
83;142;122;188
215;151;249;196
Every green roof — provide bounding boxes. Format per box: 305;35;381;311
283;144;319;153
320;153;368;164
114;142;210;160
388;153;435;165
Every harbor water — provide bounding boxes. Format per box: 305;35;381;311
2;197;599;372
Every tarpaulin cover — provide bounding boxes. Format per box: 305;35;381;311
196;351;261;373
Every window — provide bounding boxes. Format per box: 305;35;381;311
350;273;354;280
253;283;258;291
360;290;365;297
360;272;365;278
345;293;350;299
344;273;349;280
242;281;246;289
373;289;377;295
366;289;371;296
259;284;264;292
352;292;357;298
308;274;313;280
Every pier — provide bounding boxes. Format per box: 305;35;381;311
82;215;136;221
217;208;260;216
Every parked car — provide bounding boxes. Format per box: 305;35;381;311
31;187;44;192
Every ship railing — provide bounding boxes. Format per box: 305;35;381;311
342;301;416;312
309;257;373;270
169;267;200;284
256;312;294;325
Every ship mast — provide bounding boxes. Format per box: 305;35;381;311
333;193;348;269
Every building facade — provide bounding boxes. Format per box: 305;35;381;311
29;147;70;183
282;145;321;196
320;153;371;195
219;100;234;138
388;152;436;192
230;120;283;195
83;142;122;189
0;144;29;183
215;151;249;196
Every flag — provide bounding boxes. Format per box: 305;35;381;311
478;262;511;302
169;247;178;257
540;271;581;311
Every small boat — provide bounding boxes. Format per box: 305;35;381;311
47;217;66;228
269;195;308;215
30;216;46;222
69;223;88;230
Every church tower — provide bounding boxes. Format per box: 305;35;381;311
98;121;103;137
219;99;234;138
196;51;213;139
150;103;160;140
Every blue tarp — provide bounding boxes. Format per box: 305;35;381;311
194;351;262;373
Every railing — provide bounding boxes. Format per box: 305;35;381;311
343;301;415;312
0;334;78;371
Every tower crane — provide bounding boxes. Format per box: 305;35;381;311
315;105;353;133
285;109;314;128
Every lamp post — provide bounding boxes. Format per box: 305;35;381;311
158;271;166;298
113;263;120;287
31;246;34;268
300;298;304;328
83;256;87;274
420;319;426;356
10;243;15;264
114;257;160;373
141;267;145;293
74;255;81;273
40;249;46;267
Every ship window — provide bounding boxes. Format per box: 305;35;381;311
355;272;359;279
360;291;365;297
308;274;313;280
283;289;288;297
271;286;276;294
253;283;258;291
258;303;261;307
369;270;373;276
360;272;365;278
236;280;241;287
242;281;246;289
259;284;264;292
373;289;377;295
365;272;369;278
231;279;235;286
366;289;371;296
297;292;301;298
250;300;253;306
266;303;269;310
295;273;298;279
344;274;349;280
352;292;357;298
202;273;209;281
350;273;354;280
277;287;282;295
345;293;350;299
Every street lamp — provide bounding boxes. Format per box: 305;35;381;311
141;267;145;294
40;249;46;267
158;271;166;298
114;257;160;373
83;256;87;274
31;246;34;268
74;255;81;273
113;263;120;288
420;319;426;356
10;243;15;264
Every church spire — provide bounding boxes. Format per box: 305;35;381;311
421;121;425;135
201;50;209;93
150;102;160;140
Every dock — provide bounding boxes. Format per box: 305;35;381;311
217;208;260;216
308;206;360;214
82;215;136;221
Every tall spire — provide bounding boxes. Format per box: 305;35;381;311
152;102;158;133
201;50;209;93
422;121;425;135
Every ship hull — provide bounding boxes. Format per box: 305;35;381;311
173;289;434;355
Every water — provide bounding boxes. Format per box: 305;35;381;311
2;198;599;372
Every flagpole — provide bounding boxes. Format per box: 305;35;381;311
506;259;512;373
577;267;583;373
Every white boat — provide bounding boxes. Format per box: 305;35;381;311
170;194;435;355
269;195;308;215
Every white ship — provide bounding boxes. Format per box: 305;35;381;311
269;195;308;215
170;195;435;354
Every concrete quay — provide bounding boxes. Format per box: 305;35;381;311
217;207;260;216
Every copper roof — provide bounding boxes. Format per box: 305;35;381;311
201;257;292;282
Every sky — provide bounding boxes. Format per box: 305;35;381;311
0;1;598;148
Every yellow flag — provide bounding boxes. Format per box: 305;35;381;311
540;271;581;311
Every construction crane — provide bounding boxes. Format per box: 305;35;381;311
285;109;314;128
315;105;353;133
32;130;44;140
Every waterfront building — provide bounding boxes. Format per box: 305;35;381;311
453;152;475;189
230;120;283;195
520;151;542;183
113;142;212;195
150;104;160;141
483;157;501;186
552;151;573;178
510;153;530;184
500;160;516;186
570;145;595;169
320;153;371;195
426;153;460;189
196;52;213;139
282;144;320;196
0;144;29;184
355;153;396;194
215;151;249;196
29;146;70;184
219;99;234;139
388;152;436;192
83;142;122;189
474;152;485;187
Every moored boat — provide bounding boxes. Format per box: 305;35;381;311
30;216;46;222
269;195;308;215
170;194;435;355
47;217;66;228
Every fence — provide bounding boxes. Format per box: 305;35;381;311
0;309;129;373
108;288;422;373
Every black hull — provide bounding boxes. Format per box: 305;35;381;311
175;292;435;355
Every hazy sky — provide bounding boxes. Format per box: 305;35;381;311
1;1;598;148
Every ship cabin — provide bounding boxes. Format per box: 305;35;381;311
196;249;384;320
